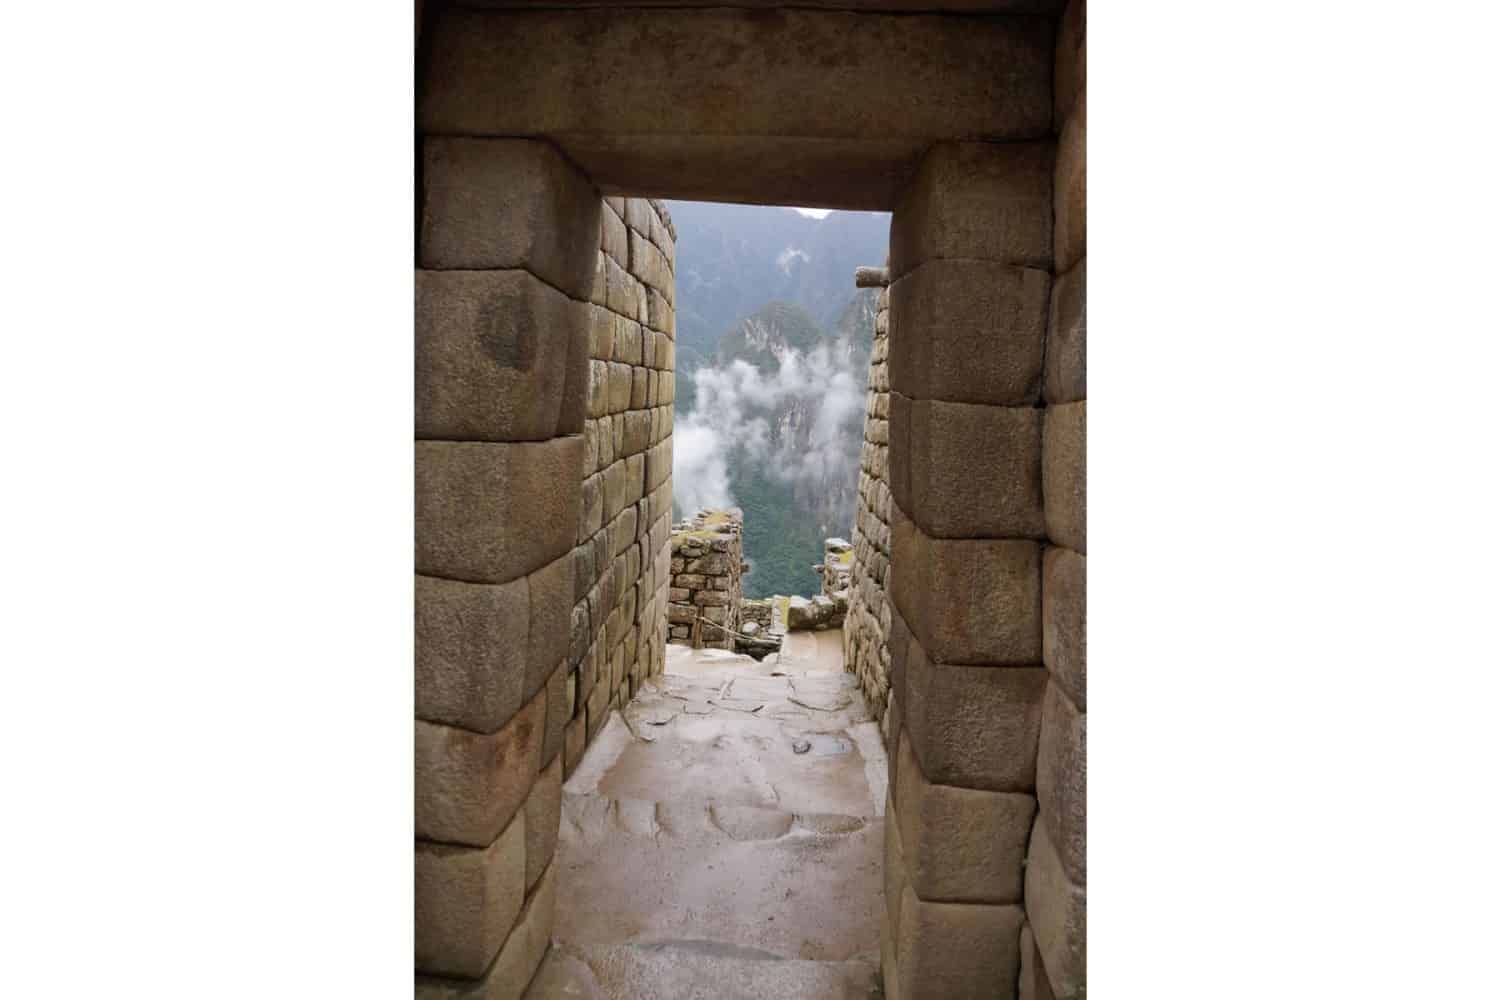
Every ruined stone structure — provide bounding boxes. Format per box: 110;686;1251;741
844;273;897;737
819;537;854;599
665;509;745;649
416;0;1085;995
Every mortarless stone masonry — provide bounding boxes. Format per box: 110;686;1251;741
571;195;677;760
416;138;676;994
844;272;898;743
665;509;745;650
417;4;1082;993
1024;4;1086;996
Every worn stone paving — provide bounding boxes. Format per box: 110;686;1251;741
526;631;887;999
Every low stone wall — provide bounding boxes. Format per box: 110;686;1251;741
819;537;853;597
783;537;853;632
842;275;896;741
666;509;744;649
735;597;782;659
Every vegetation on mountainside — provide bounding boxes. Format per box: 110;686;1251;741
731;465;828;599
667;203;888;599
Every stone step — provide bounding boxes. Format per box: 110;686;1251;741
525;940;882;1000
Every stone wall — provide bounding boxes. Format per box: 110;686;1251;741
879;4;1085;996
414;130;676;995
570;194;678;765
1022;3;1086;996
843;274;896;741
665;509;744;650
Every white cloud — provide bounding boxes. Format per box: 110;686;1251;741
790;207;832;219
672;343;866;515
776;246;811;274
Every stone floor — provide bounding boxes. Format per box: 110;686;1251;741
527;631;887;999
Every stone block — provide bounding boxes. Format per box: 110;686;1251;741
890;507;1042;665
524;553;573;698
586;361;608;420
541;658;569;767
416;438;581;585
415;548;564;734
630;366;648;409
649;208;675;264
524;754;562;892
613;317;643;366
588;305;614;361
414;812;525;978
569;599;590;669
902;635;1045;793
623;453;645;509
606;361;633;414
577;472;603;545
1044;257;1085;405
415;574;528;735
888;260;1050;405
595;415;615;468
624;197;654;236
603;255;634;317
895;730;1035;904
588;250;606;306
646;439;672;491
884;793;906;940
415;691;544;847
420;137;600;300
571;543;595;607
647;288;673;335
629;228;667;291
600;199;628;267
890;141;1053;278
892;395;1043;539
881;917;903;1000
1024;817;1086;999
894;882;1024;1000
1055;0;1086;129
622;407;650;456
1018;922;1057;1000
563;713;586;780
1043;402;1086;554
421;10;1052;210
609;507;639;561
1035;680;1086;886
1042;547;1086;711
1054;95;1086;274
416;860;557;999
416;269;587;442
601;459;629;521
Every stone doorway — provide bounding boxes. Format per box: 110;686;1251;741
416;3;1085;996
